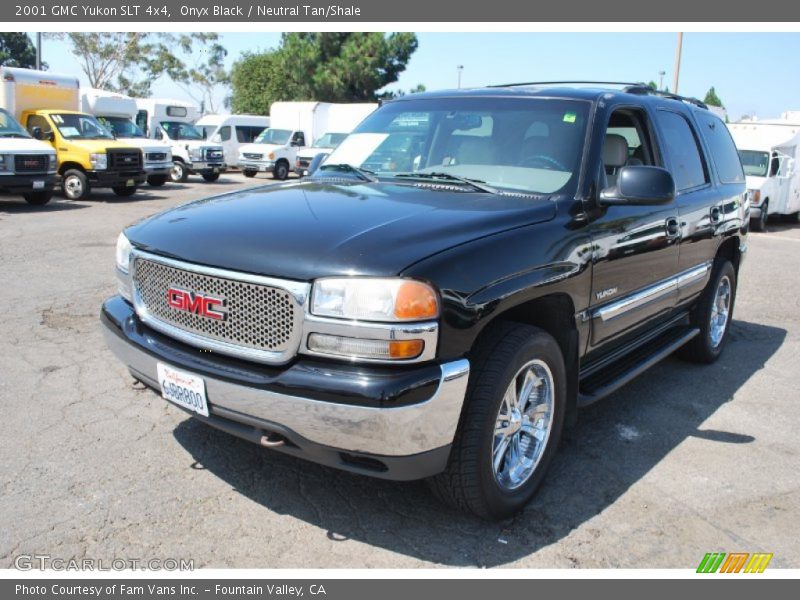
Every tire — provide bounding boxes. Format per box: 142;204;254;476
272;161;289;180
61;169;89;200
751;201;768;232
429;322;566;520
23;191;53;206
678;259;736;364
202;172;221;182
112;186;137;197
243;169;257;178
147;175;168;187
170;161;188;183
781;211;800;224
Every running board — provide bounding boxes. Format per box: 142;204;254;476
578;326;700;407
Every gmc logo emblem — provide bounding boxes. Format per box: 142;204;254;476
166;288;227;320
23;160;39;167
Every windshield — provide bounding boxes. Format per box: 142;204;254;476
322;97;590;194
254;128;291;145
51;113;114;140
313;132;348;148
160;121;204;141
97;116;145;138
0;109;31;138
738;150;769;177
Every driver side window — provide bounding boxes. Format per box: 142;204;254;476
602;109;658;189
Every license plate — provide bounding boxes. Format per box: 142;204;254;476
126;179;134;187
32;180;45;190
157;363;209;417
212;167;219;173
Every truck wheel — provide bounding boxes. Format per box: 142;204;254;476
781;211;800;224
62;169;89;200
23;191;53;206
243;169;257;178
272;161;289;180
202;172;221;182
429;322;566;520
678;259;736;364
751;201;768;232
170;161;188;183
147;175;168;187
112;186;137;197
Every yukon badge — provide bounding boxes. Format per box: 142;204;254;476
596;287;618;301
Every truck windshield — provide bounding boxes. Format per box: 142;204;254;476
97;116;146;138
0;108;31;138
313;133;347;148
51;113;114;140
323;96;591;194
160;121;204;140
738;150;769;177
254;128;292;145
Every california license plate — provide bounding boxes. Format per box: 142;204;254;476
32;180;45;190
126;179;134;187
157;363;209;417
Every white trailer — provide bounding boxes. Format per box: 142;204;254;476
728;119;800;230
195;114;270;166
134;98;226;183
81;89;173;186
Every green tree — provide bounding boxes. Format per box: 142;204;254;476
703;86;724;107
647;80;658;90
0;33;41;69
230;33;419;113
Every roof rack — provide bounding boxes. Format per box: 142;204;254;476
488;80;643;89
622;85;709;110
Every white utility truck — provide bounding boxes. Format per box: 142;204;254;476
195;114;270;166
134;98;226;183
729;118;800;230
0;105;58;206
293;103;377;176
81;89;173;187
237;102;337;180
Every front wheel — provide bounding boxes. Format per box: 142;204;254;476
61;169;89;200
23;191;53;206
112;186;137;197
202;172;220;182
242;169;257;178
147;175;168;187
751;202;768;232
170;161;188;183
272;161;289;180
429;322;566;520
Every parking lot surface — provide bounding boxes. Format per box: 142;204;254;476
1;176;798;568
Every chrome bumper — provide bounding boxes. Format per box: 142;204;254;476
238;160;274;171
102;313;470;457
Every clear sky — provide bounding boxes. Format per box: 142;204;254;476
33;32;800;121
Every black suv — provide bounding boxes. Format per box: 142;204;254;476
102;83;748;519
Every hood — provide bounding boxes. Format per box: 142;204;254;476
126;180;556;281
745;175;767;190
239;143;282;156
0;138;55;153
116;138;171;153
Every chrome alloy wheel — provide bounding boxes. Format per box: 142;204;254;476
492;359;555;491
63;175;83;199
710;275;732;348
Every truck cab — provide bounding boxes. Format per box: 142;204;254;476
134;99;226;183
0;107;57;206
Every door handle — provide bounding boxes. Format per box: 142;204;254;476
665;217;680;239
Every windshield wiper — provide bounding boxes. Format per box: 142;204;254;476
317;163;378;182
393;171;497;194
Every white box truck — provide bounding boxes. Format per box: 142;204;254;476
134;98;226;183
729;119;800;231
237;102;333;180
0;105;58;206
195;114;270;166
81;89;173;187
294;103;377;176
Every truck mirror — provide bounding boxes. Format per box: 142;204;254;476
599;166;675;207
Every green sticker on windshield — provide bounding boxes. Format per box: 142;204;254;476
563;112;577;123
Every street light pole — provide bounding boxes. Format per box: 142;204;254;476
673;32;683;94
658;70;665;91
36;33;42;70
457;65;464;89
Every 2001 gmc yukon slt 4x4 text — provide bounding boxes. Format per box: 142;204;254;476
102;83;748;519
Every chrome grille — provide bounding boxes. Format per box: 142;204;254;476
205;148;224;162
132;255;304;362
242;152;263;160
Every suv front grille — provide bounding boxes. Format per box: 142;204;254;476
132;256;303;363
14;154;49;173
108;148;143;170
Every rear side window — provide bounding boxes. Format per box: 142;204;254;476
694;113;745;184
655;110;708;191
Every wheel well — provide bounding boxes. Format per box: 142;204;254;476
173;156;186;163
58;162;85;176
717;236;742;273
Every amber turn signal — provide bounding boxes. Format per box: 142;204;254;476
388;339;425;359
394;281;439;320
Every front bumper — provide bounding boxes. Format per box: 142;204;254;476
188;161;227;175
87;170;146;187
0;173;57;193
101;296;469;480
238;160;274;172
143;163;172;175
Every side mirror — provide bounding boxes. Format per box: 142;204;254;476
31;126;52;141
599;166;675;206
307;153;328;176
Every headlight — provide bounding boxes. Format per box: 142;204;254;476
189;148;203;161
48;154;57;172
90;153;107;170
311;278;439;322
0;154;10;171
749;189;761;204
115;233;132;274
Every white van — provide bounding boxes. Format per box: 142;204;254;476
729;119;800;230
195;114;270;166
81;89;173;187
134;98;226;183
